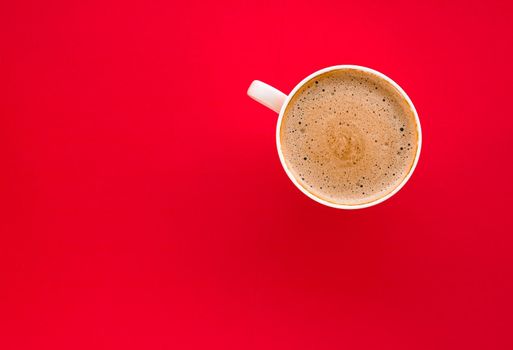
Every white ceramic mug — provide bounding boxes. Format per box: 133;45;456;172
247;65;422;209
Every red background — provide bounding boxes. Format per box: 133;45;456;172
1;0;513;349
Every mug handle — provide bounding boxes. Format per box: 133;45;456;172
247;80;288;114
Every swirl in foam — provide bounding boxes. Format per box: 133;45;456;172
280;69;418;206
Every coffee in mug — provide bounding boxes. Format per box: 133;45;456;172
248;65;421;209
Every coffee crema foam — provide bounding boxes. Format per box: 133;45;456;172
280;69;418;206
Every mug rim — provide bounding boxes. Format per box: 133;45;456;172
275;65;422;209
